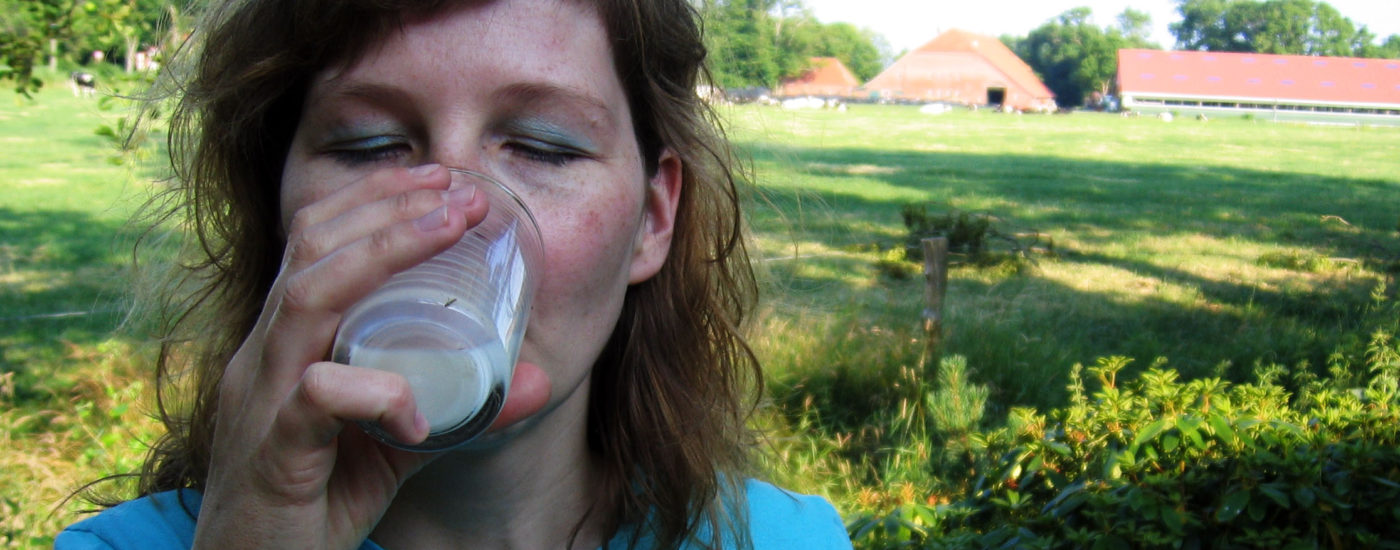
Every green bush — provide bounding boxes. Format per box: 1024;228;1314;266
894;204;1048;274
848;287;1400;548
900;205;992;260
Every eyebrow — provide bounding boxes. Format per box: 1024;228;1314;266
316;80;416;108
308;78;617;129
492;82;617;125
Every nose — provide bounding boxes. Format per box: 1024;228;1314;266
428;138;488;176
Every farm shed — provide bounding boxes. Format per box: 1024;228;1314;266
1117;49;1400;126
862;29;1056;112
776;57;862;99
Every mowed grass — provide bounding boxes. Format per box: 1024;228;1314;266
726;104;1400;430
2;81;1399;545
1;82;165;546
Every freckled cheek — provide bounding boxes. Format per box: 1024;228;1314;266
529;201;641;321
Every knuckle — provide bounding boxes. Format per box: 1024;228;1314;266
386;377;416;413
285;208;316;241
277;272;320;315
392;190;419;219
285;228;328;267
366;226;398;257
296;363;333;411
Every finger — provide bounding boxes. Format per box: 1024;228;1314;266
274;362;430;453
264;192;489;377
284;175;484;278
284;164;452;240
226;165;474;405
489;362;551;431
283;185;474;275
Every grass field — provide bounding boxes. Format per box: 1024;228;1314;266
729;104;1399;415
2;82;1399;546
1;81;168;545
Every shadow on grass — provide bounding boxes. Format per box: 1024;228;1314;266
0;206;140;398
747;143;1399;259
745;142;1400;414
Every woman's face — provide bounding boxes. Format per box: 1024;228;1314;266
280;0;679;431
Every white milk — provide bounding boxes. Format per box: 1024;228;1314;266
350;343;503;433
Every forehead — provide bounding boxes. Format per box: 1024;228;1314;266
312;0;622;114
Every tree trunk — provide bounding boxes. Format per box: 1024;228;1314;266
168;4;181;48
124;35;137;73
48;38;58;72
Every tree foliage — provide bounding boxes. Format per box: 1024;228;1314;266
1010;7;1157;108
698;0;886;89
1170;0;1400;58
0;0;188;96
0;0;74;96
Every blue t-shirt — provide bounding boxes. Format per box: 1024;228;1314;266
56;479;851;549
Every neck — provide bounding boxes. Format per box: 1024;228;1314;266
371;387;611;549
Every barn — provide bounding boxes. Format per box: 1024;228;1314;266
862;29;1056;112
1117;49;1400;126
776;57;862;99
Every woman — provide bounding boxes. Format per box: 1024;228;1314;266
57;0;850;548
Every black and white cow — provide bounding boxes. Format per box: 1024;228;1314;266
69;71;97;97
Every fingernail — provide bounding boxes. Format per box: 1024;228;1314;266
444;185;477;208
409;163;440;176
413;205;449;232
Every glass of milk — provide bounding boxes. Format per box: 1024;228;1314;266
331;168;542;451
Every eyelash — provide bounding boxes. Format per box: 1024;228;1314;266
327;136;411;166
326;137;585;167
330;146;407;165
506;140;583;167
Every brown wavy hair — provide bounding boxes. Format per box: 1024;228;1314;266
132;0;760;548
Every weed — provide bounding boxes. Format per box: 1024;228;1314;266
1256;250;1337;273
874;247;918;280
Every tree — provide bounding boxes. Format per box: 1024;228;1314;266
698;0;887;89
1360;34;1400;59
70;0;176;73
1170;0;1237;51
1012;7;1156;108
1117;8;1153;43
700;0;785;88
2;0;190;96
808;22;883;81
0;0;76;96
1169;0;1390;57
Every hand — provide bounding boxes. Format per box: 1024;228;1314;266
192;165;549;549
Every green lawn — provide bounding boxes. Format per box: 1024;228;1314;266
3;85;1399;546
728;105;1399;417
1;83;164;546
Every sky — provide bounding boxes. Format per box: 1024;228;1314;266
801;0;1400;54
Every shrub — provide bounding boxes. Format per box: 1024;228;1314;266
847;287;1400;548
900;205;991;260
895;204;1050;271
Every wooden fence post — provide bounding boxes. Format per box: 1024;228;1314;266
921;237;949;378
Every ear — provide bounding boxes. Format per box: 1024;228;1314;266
628;148;682;284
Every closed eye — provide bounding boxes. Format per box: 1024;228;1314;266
327;135;412;165
505;137;586;167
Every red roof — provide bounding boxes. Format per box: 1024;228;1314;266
1117;49;1400;107
914;29;1053;99
777;57;861;98
864;29;1054;110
